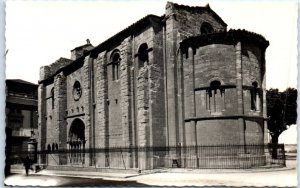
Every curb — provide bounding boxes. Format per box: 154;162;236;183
10;165;296;179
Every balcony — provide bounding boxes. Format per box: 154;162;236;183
12;128;36;137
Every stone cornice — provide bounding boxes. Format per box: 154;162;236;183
185;115;267;122
180;29;269;54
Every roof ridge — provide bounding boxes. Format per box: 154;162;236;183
90;14;163;54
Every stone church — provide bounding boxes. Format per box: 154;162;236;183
38;2;269;170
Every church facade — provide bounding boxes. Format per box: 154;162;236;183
38;2;269;170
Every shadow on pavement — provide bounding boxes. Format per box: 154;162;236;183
5;173;149;187
60;176;149;187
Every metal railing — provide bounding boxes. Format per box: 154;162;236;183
9;144;285;170
152;144;285;169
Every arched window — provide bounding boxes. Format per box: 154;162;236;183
137;43;149;68
251;81;260;111
110;51;121;80
206;80;225;112
201;22;214;35
51;88;54;109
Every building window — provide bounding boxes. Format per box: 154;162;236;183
206;80;225;112
137;43;150;68
251;81;260;111
201;22;214;35
51;88;54;109
73;81;82;101
8;108;23;129
111;51;121;80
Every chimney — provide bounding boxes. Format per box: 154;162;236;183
71;39;94;60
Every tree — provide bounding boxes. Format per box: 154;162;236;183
266;88;297;144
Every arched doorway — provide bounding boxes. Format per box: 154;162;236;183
68;118;85;165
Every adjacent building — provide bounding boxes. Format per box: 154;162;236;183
38;2;269;170
6;79;38;164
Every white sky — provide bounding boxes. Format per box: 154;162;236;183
5;0;298;91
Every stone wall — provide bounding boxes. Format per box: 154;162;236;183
164;2;228;149
37;2;268;170
94;51;108;167
165;2;227;40
180;37;266;147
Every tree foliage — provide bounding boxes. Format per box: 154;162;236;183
266;88;297;144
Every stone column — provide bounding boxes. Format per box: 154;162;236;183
95;51;108;167
235;42;245;146
261;51;268;144
37;83;47;165
38;65;51;164
54;72;67;165
165;13;179;148
120;37;133;147
120;37;133;168
137;67;149;170
188;47;199;167
82;55;92;166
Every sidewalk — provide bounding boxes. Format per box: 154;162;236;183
11;168;136;179
9;160;297;187
11;160;296;178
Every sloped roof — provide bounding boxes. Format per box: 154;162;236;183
90;14;163;55
39;14;163;84
6;79;38;86
39;3;229;84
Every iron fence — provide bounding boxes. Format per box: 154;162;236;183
152;144;286;169
9;144;285;170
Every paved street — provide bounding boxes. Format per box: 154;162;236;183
4;173;148;187
4;160;297;187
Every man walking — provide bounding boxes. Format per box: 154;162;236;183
23;156;31;176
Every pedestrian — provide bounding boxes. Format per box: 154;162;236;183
23;156;31;176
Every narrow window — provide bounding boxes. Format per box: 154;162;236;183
111;51;121;80
206;80;224;112
137;43;149;68
51;88;54;109
251;81;260;111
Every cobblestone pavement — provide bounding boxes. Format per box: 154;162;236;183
5;160;297;187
